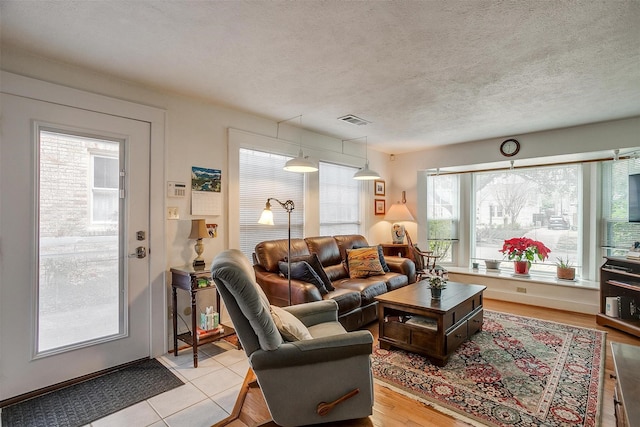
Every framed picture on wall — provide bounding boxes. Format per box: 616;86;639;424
375;199;386;215
374;180;385;196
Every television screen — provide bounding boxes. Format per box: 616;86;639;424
629;173;640;222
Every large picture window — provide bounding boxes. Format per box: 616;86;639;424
472;164;581;275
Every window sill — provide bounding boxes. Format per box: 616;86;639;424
445;267;599;290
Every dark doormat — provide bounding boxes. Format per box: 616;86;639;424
1;358;184;427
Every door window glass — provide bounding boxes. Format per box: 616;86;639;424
38;130;123;354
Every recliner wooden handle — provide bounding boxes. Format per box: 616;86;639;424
316;388;360;416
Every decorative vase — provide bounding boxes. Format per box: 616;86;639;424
431;288;442;300
514;260;530;275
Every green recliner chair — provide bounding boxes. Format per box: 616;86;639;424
210;249;374;427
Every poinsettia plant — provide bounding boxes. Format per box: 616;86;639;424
500;237;551;264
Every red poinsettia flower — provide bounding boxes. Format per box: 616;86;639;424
500;237;551;263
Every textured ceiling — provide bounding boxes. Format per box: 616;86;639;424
1;0;639;153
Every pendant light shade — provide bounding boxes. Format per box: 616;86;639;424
353;160;381;180
279;115;318;173
352;137;380;180
284;149;318;172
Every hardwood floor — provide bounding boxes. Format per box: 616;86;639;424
224;299;640;426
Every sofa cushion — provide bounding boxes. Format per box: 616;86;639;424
270;305;312;341
335;278;388;306
278;260;328;295
254;238;310;273
382;272;409;291
323;288;361;316
304;236;343;267
346;247;385;278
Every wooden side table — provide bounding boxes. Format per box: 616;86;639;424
380;243;409;258
171;264;238;367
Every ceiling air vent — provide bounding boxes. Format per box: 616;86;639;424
338;114;371;126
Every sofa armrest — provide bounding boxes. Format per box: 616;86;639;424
385;255;416;283
283;300;338;326
249;330;373;370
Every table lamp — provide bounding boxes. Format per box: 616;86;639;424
189;219;209;269
384;198;415;244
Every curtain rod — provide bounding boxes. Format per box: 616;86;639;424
425;154;633;176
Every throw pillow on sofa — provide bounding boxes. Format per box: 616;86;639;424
353;244;390;272
285;253;335;292
279;260;329;294
346;247;385;279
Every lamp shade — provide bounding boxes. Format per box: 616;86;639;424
189;219;209;239
352;161;381;180
283;149;318;173
258;208;275;225
384;203;415;222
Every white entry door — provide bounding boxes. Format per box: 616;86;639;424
0;92;151;400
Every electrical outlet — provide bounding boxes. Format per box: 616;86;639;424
517;287;527;293
183;307;192;316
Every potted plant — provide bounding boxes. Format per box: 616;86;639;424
556;257;576;280
426;269;448;300
484;259;502;270
500;237;551;275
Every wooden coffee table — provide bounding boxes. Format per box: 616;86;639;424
375;281;486;366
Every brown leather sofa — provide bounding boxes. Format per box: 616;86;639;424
253;234;416;331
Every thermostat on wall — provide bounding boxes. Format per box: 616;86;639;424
167;181;186;198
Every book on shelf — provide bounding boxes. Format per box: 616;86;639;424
404;316;438;331
196;326;223;341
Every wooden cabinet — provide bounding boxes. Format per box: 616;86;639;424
611;342;640;427
596;257;640;338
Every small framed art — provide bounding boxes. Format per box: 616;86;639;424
375;199;386;215
374;180;385;196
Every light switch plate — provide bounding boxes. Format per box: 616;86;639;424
167;207;179;220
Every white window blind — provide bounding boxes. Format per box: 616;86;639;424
319;162;361;236
239;148;304;260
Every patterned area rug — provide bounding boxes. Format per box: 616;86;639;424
372;310;605;427
1;358;183;427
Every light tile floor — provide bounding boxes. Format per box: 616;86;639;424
0;341;249;427
90;340;249;427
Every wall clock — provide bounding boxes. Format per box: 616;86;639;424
500;139;520;157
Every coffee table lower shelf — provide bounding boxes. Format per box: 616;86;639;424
379;307;483;366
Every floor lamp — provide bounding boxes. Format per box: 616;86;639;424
258;198;295;306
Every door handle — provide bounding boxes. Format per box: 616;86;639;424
128;246;147;259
